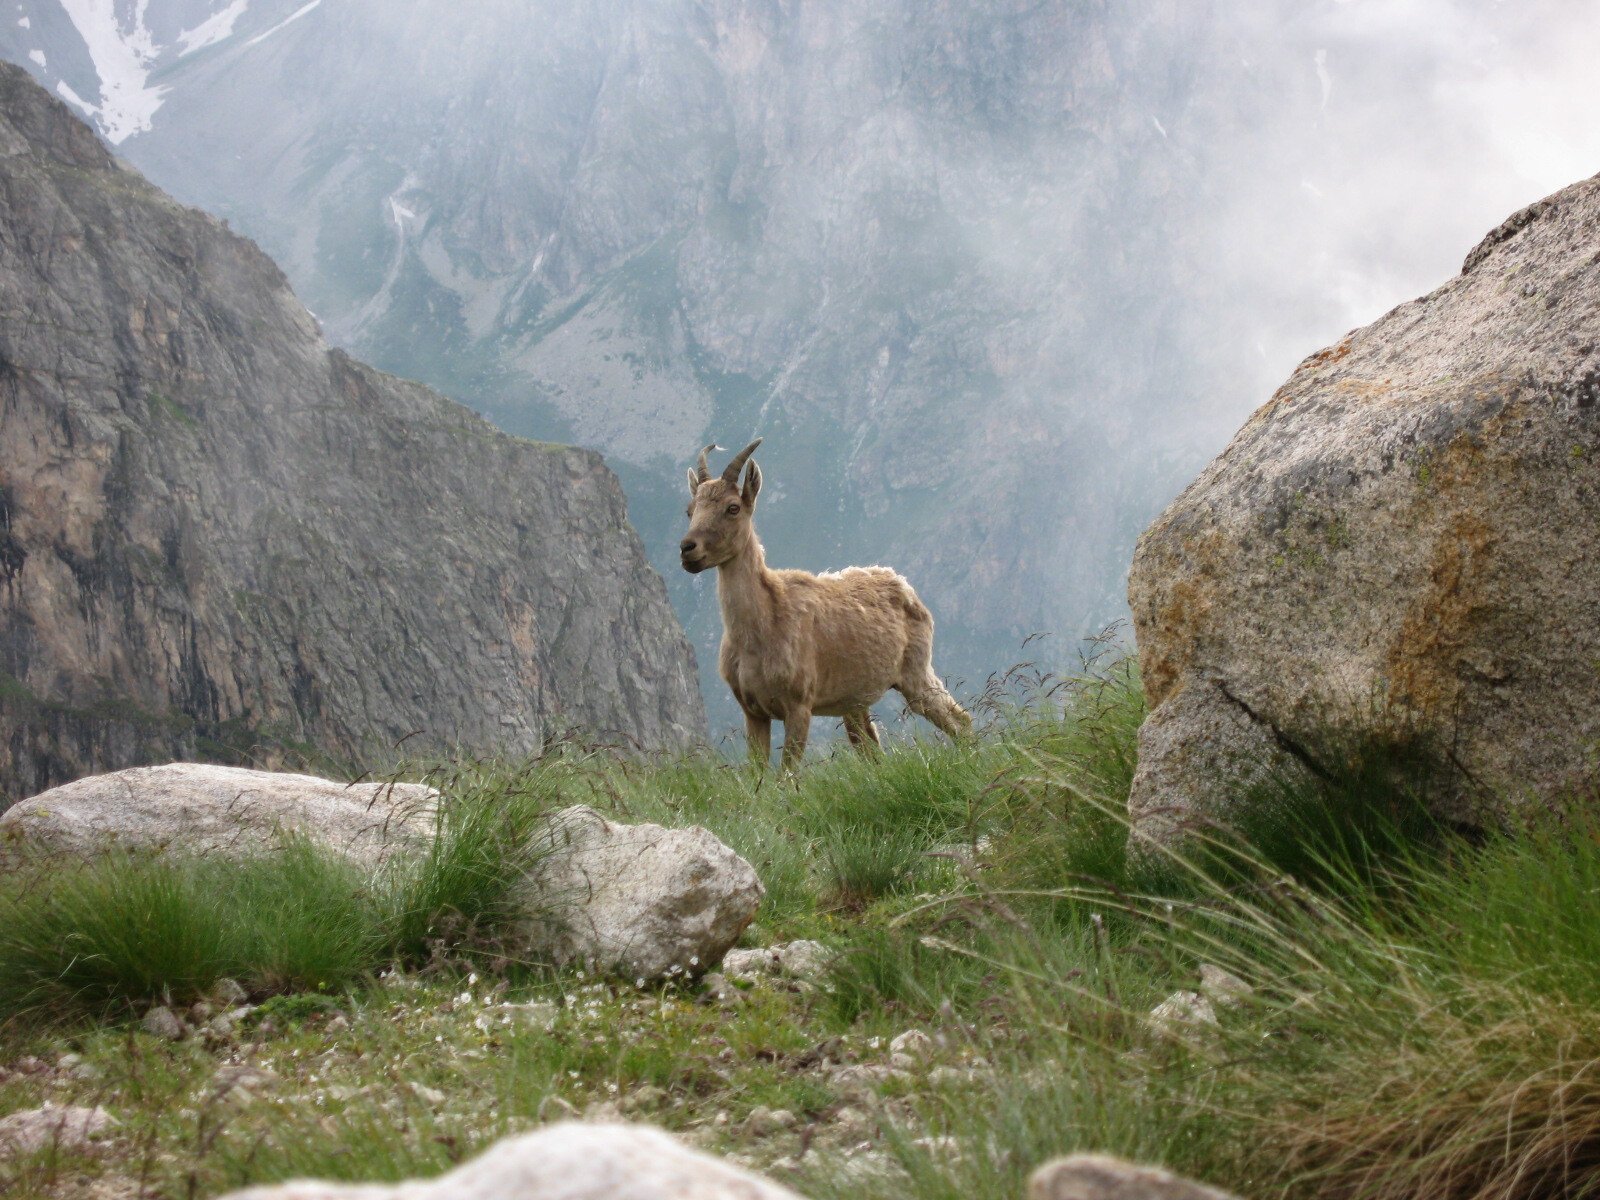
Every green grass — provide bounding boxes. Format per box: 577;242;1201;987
4;656;1600;1200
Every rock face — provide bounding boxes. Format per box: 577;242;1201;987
0;63;705;805
1029;1154;1240;1200
523;806;764;981
0;764;435;867
1127;176;1600;841
213;1121;804;1200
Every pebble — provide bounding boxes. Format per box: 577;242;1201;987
141;1006;186;1042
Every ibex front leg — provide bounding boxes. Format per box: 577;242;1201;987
780;707;812;772
745;712;772;770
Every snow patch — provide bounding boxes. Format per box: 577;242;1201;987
27;47;44;66
55;79;95;116
56;0;168;142
17;15;29;28
177;0;249;57
245;0;321;48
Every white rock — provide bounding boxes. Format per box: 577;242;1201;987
888;1028;935;1062
213;1122;803;1198
742;1106;796;1136
721;939;832;982
1197;964;1253;1009
1029;1152;1241;1199
1146;991;1218;1040
0;1104;117;1156
0;764;436;869
519;807;763;982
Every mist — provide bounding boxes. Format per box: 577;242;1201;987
5;0;1597;740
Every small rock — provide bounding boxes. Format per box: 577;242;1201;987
407;1083;446;1107
721;940;833;983
829;1063;911;1095
889;1030;934;1068
537;1095;578;1122
742;1106;797;1136
829;1106;875;1138
1197;965;1253;1009
0;1104;117;1156
56;1053;101;1082
11;1055;49;1075
189;1000;215;1024
700;973;743;1007
141;1006;186;1041
213;978;249;1006
209;1064;277;1107
617;1085;667;1115
1145;991;1217;1040
1028;1152;1241;1199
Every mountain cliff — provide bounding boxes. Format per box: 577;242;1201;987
0;62;705;804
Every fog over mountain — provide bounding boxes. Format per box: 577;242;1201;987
5;0;1597;736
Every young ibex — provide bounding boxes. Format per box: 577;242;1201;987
681;438;972;768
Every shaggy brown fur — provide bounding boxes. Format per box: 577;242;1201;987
680;439;972;768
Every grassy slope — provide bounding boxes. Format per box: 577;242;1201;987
3;660;1599;1200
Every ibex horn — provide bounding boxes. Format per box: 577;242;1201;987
695;443;720;483
720;437;763;483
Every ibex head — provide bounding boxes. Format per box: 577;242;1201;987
680;438;762;573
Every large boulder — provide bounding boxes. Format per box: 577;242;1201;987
521;807;764;981
1127;175;1600;841
213;1122;803;1200
0;763;435;868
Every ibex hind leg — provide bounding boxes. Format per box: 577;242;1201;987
901;673;973;739
843;710;883;755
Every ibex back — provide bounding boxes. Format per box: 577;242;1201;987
680;439;972;769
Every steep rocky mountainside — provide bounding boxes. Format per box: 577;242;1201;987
0;63;704;804
2;1;1584;719
1127;175;1600;840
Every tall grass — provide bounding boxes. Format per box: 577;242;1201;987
802;686;1600;1200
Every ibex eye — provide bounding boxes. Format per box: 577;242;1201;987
726;504;740;516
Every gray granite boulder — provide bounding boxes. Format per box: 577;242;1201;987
520;807;764;982
1128;174;1600;843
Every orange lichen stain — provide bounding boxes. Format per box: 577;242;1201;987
1135;531;1226;708
1385;508;1495;718
1303;335;1354;369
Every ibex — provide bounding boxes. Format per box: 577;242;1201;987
681;439;972;768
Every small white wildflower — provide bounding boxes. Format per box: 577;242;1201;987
606;1082;618;1094
467;972;479;986
635;978;646;989
455;991;472;1005
689;956;699;966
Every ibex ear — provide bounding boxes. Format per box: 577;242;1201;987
686;468;701;498
742;461;762;505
